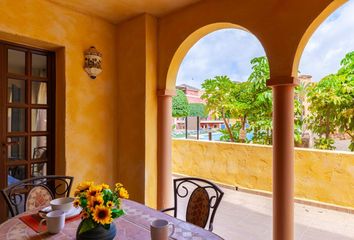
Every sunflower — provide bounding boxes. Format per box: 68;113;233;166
92;206;112;225
101;183;110;190
73;199;80;208
81;210;90;219
74;190;81;197
115;183;123;188
89;196;104;210
77;181;93;191
87;185;103;198
119;187;129;199
114;183;123;192
106;201;114;208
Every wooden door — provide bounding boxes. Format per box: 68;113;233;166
0;42;55;221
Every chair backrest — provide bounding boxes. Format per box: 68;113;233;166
1;175;73;217
25;185;53;211
172;177;224;231
32;146;47;160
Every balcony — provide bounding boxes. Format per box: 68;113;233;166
172;139;354;239
208;185;354;240
0;1;352;240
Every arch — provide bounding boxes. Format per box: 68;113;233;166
165;23;265;90
158;0;335;90
292;0;348;76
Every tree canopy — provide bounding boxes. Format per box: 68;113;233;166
189;103;208;117
200;56;304;145
176;51;353;151
336;51;354;151
245;56;273;145
307;51;354;151
172;89;189;117
200;57;274;144
201;76;237;141
306;75;338;150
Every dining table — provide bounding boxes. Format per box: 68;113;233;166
0;199;224;240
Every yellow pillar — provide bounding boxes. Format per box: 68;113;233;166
157;89;175;209
116;14;158;207
267;76;299;240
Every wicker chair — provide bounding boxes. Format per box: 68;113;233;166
162;177;224;231
1;175;74;217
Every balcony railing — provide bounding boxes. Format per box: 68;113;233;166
172;139;354;209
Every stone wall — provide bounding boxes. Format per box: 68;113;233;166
172;139;354;208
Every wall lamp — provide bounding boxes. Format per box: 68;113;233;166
84;46;102;79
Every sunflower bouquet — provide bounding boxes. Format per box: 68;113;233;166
73;181;129;234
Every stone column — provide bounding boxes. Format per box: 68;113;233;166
267;77;298;240
157;89;175;210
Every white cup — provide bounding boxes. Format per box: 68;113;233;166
39;210;65;234
150;219;175;240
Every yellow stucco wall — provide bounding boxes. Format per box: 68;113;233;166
144;15;158;208
116;14;158;207
0;0;119;187
172;139;354;208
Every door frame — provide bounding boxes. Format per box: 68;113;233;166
0;41;56;222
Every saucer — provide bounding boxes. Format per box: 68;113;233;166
39;206;81;219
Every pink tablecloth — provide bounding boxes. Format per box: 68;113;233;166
0;199;223;240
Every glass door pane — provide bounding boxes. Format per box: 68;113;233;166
8;49;26;75
31;82;47;104
7;108;26;132
31;109;47;132
8;166;26;185
8;79;26;103
7;137;26;160
32;54;47;78
31;136;47;159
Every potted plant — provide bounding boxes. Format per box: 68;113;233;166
73;181;129;240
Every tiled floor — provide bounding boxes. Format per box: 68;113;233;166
212;187;354;240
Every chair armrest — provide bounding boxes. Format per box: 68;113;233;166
161;207;175;213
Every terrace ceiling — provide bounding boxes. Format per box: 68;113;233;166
47;0;201;24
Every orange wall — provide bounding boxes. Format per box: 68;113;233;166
116;14;158;207
144;15;158;208
0;0;119;187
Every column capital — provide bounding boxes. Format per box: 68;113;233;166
157;89;176;97
266;76;299;87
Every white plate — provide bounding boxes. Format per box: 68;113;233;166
65;206;81;219
39;206;81;219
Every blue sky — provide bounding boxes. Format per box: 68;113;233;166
176;0;354;88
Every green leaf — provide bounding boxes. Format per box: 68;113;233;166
112;209;125;218
80;197;88;208
79;219;96;234
103;189;113;203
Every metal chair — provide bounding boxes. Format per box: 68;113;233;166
32;146;47;160
31;147;47;177
162;177;224;231
1;175;74;217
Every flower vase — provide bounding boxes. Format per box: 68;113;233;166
76;220;116;240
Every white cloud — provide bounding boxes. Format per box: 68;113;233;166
176;28;265;88
299;0;354;81
177;1;354;88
